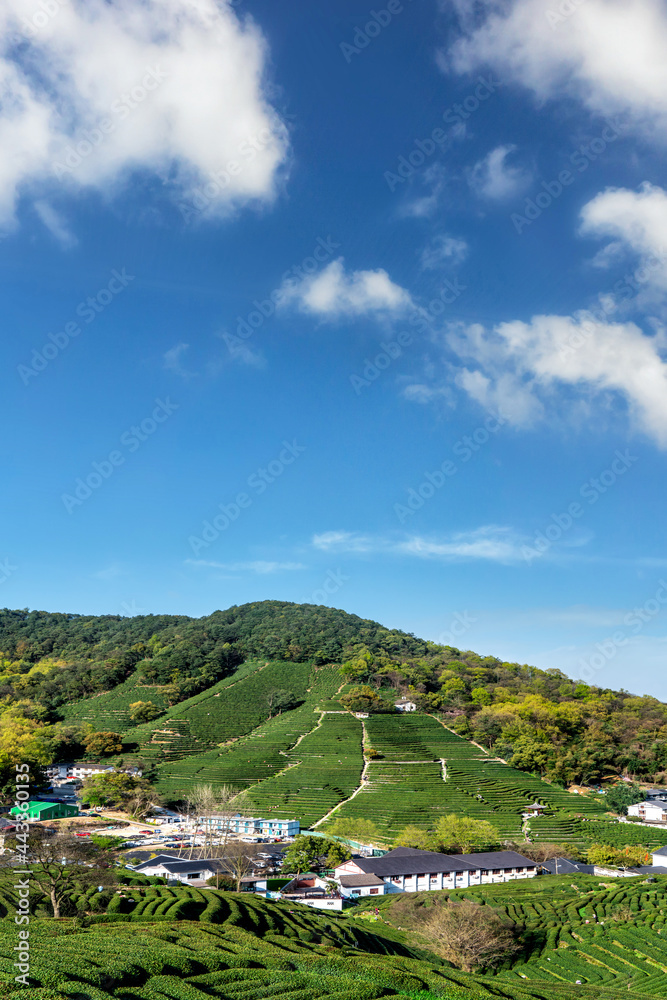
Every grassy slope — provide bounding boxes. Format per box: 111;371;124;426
0;874;664;999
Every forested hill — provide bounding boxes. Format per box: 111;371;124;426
0;601;428;666
1;600;667;787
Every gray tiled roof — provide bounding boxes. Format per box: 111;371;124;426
349;847;537;878
457;851;537;868
338;873;385;887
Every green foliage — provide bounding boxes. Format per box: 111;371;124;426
604;781;645;815
435;815;501;855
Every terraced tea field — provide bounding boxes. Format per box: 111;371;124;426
67;659;659;853
319;714;605;841
3;876;663;1000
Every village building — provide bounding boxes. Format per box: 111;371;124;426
394;698;417;712
334;847;538;894
203;814;299;838
627;796;667;824
10;801;79;822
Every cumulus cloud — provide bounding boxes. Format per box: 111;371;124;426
312;526;528;563
579;182;667;296
0;0;288;228
448;0;667;138
277;258;415;321
420;233;469;269
469;144;530;200
449;312;667;446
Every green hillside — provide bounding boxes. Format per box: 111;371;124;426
2;600;667;856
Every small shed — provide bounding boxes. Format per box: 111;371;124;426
10;801;79;822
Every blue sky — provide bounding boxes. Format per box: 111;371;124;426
3;0;667;698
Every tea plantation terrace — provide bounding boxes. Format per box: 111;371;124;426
334;846;538;894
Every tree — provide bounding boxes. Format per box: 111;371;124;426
395;825;439;851
128;701;161;723
184;782;239;860
219;842;256;892
82;730;123;757
340;686;389;714
324;840;352;868
604;782;645;815
4;829;117;918
424;900;519;972
434;815;499;854
281;835;328;877
325;817;382;845
80;771;158;818
265;689;297;718
586;842;650;867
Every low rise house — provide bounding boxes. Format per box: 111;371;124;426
394;698;417;712
279;876;344;910
334;847;537;893
131;854;216;884
10;801;79;822
204;814;299;839
628;797;667;824
541;857;594;875
652;847;667;867
68;762;117;780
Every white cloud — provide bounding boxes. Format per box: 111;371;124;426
34;200;76;247
163;342;194;378
469;144;530;200
277;258;414;321
449;312;667;445
579;182;667;296
420;233;469;269
311;526;528;563
312;531;374;553
187;559;306;574
448;0;667;139
0;0;288;228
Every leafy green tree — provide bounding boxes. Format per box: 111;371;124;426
325;817;382;845
266;689;297;718
82;730;123;757
604;782;645;815
340;686;389;714
323;840;352;868
434;815;499;854
395;825;439;851
280;835;328;877
80;771;158;818
128;701;161;723
586;842;650;867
